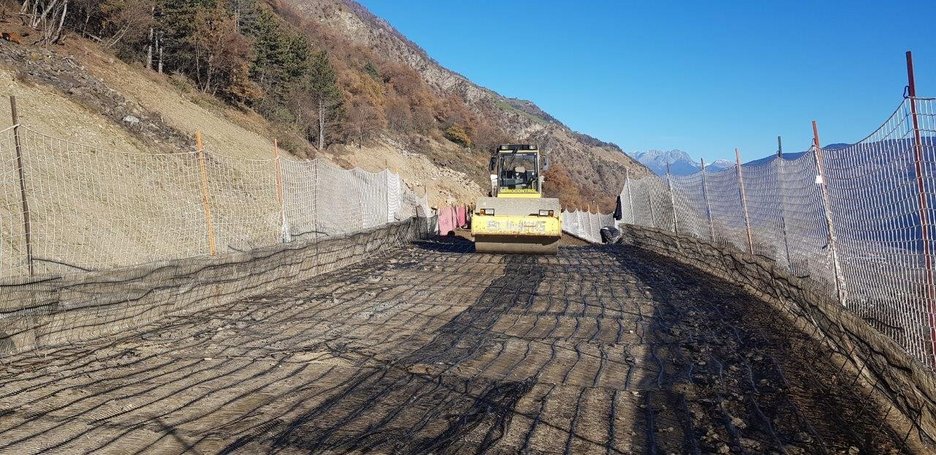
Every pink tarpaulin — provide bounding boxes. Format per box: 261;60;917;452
456;205;467;228
438;206;457;236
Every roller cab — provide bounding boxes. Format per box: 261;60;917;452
472;144;561;254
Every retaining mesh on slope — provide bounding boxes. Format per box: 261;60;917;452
0;125;428;280
618;97;936;368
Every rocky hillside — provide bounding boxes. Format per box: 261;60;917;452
280;0;651;209
5;0;650;211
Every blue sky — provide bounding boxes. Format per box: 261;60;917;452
357;0;935;164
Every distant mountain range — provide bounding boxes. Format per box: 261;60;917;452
633;150;733;176
634;143;854;176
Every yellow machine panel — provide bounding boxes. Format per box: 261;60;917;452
472;215;562;237
472;144;562;254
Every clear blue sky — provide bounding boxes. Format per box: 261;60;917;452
358;0;935;164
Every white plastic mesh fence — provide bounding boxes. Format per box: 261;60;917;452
618;97;936;368
203;151;280;253
0;125;425;280
822;98;936;364
669;171;710;242
561;209;613;244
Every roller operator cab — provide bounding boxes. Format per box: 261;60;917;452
472;144;562;254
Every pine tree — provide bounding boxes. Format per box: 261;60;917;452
156;0;210;77
304;50;343;150
241;6;309;112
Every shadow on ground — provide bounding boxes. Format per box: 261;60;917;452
613;245;908;454
0;242;912;453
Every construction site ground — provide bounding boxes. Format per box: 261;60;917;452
0;238;907;454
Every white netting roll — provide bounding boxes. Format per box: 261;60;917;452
619;178;637;225
562;210;578;238
560;209;612;243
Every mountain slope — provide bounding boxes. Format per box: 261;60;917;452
279;0;651;209
635;150;734;176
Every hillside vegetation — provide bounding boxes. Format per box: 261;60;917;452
279;0;654;209
6;0;650;210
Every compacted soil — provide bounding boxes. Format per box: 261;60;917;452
0;238;907;454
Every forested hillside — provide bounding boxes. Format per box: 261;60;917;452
8;0;650;209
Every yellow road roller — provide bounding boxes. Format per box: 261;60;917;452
472;144;562;254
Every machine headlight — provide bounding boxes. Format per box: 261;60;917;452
538;210;554;217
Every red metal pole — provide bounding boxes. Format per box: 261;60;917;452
906;50;936;366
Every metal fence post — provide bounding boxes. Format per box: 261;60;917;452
9;96;33;276
906;51;936;362
313;159;320;240
385;171;392;224
736;149;754;255
812;121;846;306
700;158;715;244
776;137;793;272
625;168;636;225
647;191;656;229
589;208;596;241
360;173;366;230
195;131;218;256
666;163;678;234
273;139;289;243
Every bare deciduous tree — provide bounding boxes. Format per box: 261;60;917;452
347;99;383;148
20;0;71;44
191;4;252;98
99;0;154;48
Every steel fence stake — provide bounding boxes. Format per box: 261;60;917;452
10;96;33;276
701;158;716;244
666;162;678;235
736;148;755;255
812;121;846;307
906;51;936;365
195;131;218;256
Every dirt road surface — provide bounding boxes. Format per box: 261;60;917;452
0;238;907;454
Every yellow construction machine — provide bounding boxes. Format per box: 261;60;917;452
472;144;562;254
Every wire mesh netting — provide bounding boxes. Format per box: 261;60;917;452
618;97;936;368
561;209;614;244
0;125;429;281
